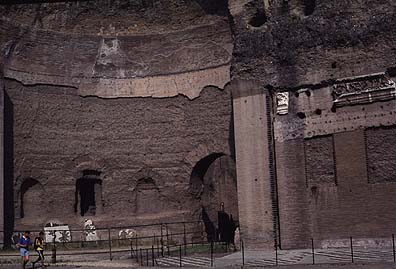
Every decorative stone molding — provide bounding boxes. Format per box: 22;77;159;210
333;73;396;107
276;92;289;115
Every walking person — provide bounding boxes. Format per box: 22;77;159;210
17;231;32;269
32;231;45;268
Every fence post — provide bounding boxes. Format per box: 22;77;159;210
161;223;164;257
311;238;315;265
242;240;245;266
275;242;278;266
210;241;214;267
200;221;204;245
51;245;57;264
140;248;143;266
179;245;182;267
130;240;133;259
152;245;155;266
51;230;57;264
108;228;112;261
393;234;395;263
350;236;354;263
166;224;170;256
157;237;160;257
135;234;138;254
183;222;187;255
146;249;149;266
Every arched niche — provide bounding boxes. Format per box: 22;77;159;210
134;177;162;215
19;178;44;219
74;170;103;216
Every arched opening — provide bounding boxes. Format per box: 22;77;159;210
190;153;238;242
75;170;102;216
190;153;225;196
135;177;161;214
20;178;44;219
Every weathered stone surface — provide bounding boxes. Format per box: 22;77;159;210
231;79;274;249
0;1;232;99
230;0;396;88
3;0;396;252
5;78;234;229
304;135;336;186
366;126;396;184
229;0;396;250
0;1;227;36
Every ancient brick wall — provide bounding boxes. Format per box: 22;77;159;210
0;1;232;99
228;0;396;249
274;72;396;249
3;0;396;249
0;0;237;234
366;126;396;183
5;79;234;229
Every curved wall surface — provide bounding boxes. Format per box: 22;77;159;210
0;1;232;99
0;1;235;230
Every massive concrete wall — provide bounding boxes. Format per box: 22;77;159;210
5;79;234;229
3;0;396;250
228;0;396;249
273;72;396;249
0;0;235;232
0;1;231;99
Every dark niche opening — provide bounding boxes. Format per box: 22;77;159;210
297;112;306;119
249;10;267;27
303;0;316;16
75;170;102;216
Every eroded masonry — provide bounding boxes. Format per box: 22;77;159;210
1;0;396;250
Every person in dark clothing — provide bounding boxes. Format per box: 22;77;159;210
202;207;217;242
229;214;237;244
32;231;45;268
218;209;230;242
17;231;32;269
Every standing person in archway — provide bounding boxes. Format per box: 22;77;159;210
17;231;32;269
218;202;230;242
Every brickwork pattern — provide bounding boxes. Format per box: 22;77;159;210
5;79;234;229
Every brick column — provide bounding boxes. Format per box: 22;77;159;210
230;79;274;249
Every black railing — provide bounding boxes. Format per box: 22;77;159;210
3;226;396;267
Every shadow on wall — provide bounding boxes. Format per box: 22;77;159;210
4;90;14;247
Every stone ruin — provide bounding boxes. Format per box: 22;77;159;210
0;0;396;250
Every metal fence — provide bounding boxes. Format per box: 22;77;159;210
3;226;396;267
234;236;396;268
0;220;210;264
